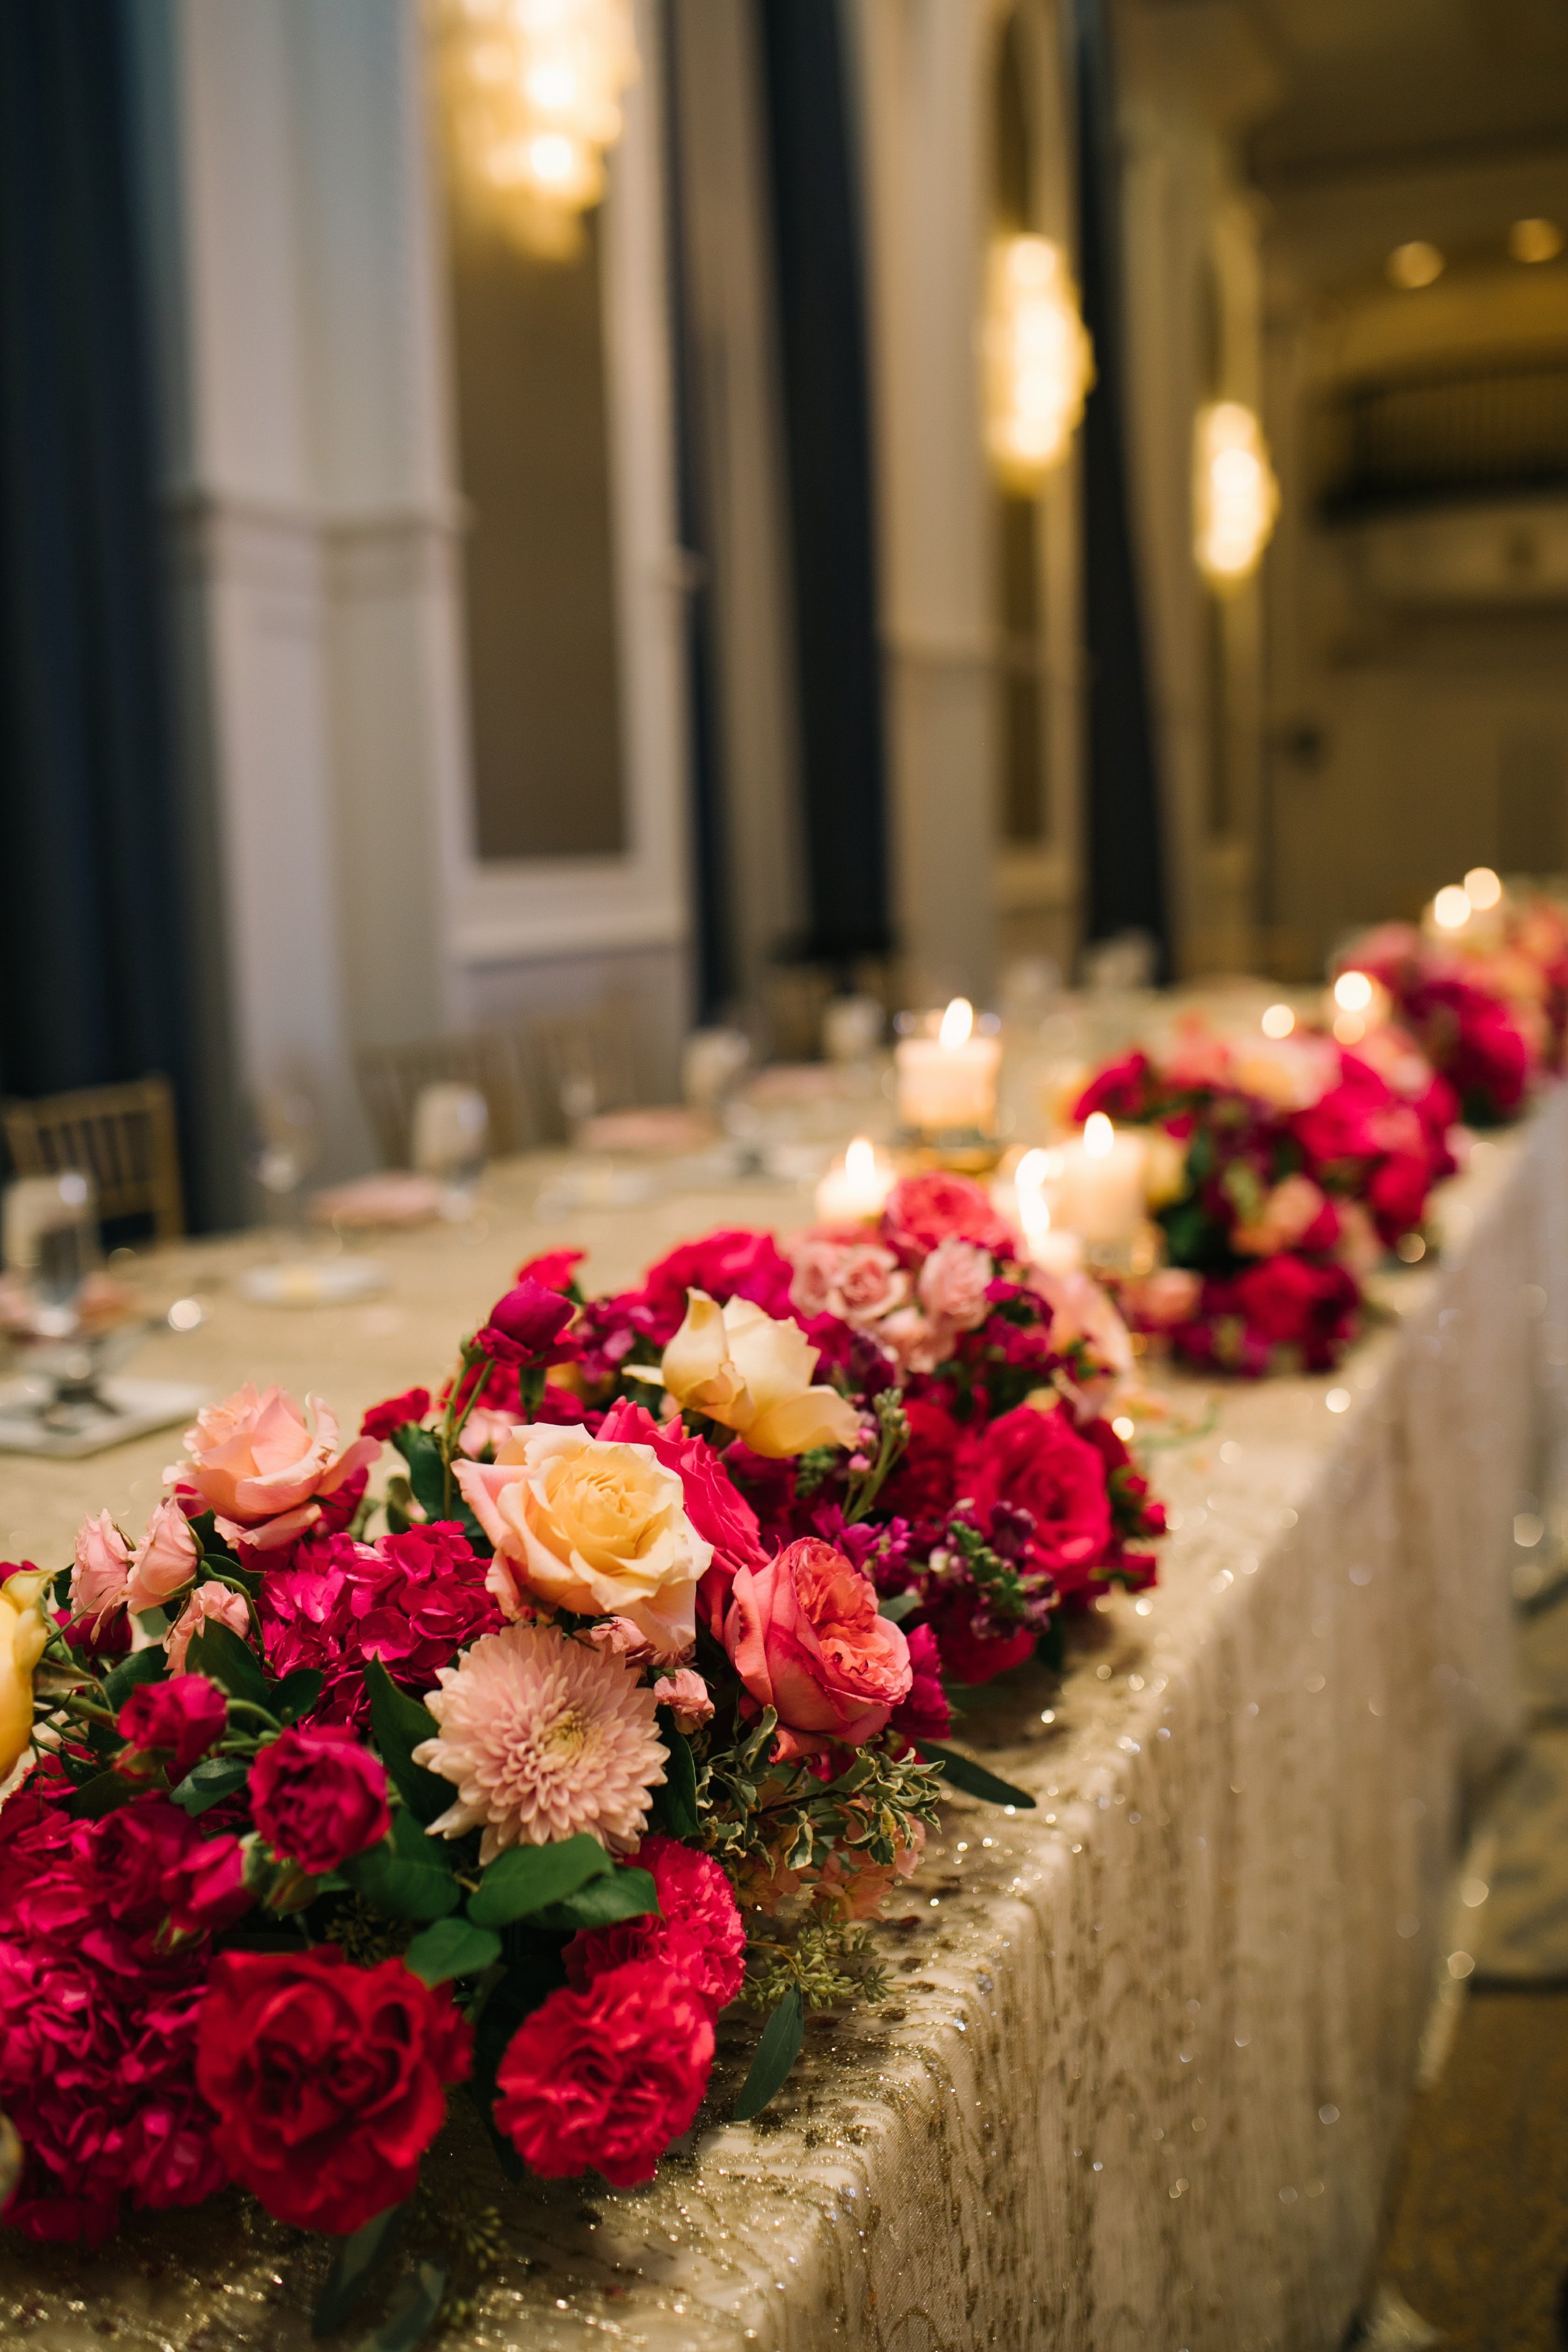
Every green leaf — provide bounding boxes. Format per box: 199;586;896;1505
169;1756;250;1816
312;2201;406;2338
913;1739;1037;1810
101;1648;166;1710
65;1769;135;1820
360;2257;447;2352
731;1986;803;2122
183;1618;270;1709
877;1592;920;1623
651;1718;699;1840
468;1956;566;2178
530;1864;659;1934
273;1666;324;1723
364;1660;450;1825
344;1821;461;1923
393;1426;448;1523
403;1917;502;1986
467;1833;611;1928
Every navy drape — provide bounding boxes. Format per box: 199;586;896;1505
1071;0;1170;973
756;0;890;970
0;4;199;1171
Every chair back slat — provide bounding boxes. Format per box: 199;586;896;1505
1;1076;185;1241
354;1030;536;1169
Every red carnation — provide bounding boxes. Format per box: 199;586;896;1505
476;1276;579;1367
494;1959;714;2188
359;1386;430;1441
248;1724;390;1873
196;1948;470;2234
115;1673;228;1784
564;1836;745;2015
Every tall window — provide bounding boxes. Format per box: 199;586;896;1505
993;9;1049;850
435;107;625;861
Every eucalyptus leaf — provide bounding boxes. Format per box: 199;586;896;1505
466;1833;611;1927
731;1986;803;2122
364;1660;449;1825
403;1917;502;1986
311;2201;406;2338
913;1739;1037;1810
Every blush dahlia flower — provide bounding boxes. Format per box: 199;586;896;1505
413;1624;666;1862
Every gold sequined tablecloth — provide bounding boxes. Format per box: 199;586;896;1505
1;1099;1562;2352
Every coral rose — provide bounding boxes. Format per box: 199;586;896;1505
196;1947;470;2234
724;1536;912;1761
167;1385;379;1553
660;1291;861;1458
249;1725;391;1874
456;1423;711;1660
494;1958;714;2188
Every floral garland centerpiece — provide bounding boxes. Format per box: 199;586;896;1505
0;1172;1163;2333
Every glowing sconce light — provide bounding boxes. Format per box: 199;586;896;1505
982;235;1095;493
434;0;639;258
1194;401;1279;591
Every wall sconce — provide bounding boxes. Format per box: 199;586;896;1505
982;235;1095;494
1193;400;1279;591
432;0;640;259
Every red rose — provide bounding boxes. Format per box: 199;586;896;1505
564;1835;745;2015
359;1387;430;1441
494;1958;714;2188
879;1172;1015;1266
477;1277;579;1367
725;1537;913;1762
248;1725;390;1873
878;1393;963;1528
1227;1253;1359;1369
889;1620;951;1739
115;1673;228;1784
957;1402;1113;1594
605;1228;798;1354
196;1949;470;2233
923;1586;1037;1686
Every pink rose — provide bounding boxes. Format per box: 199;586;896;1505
458;1407;517;1458
650;1668;714;1732
70;1511;131;1623
126;1499;199;1614
788;1235;908;1327
166;1581;250;1673
166;1385;379;1554
1231;1173;1335;1259
915;1237;993;1333
724;1537;912;1762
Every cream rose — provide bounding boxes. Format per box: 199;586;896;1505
0;1571;51;1782
659;1291;861;1458
455;1424;711;1661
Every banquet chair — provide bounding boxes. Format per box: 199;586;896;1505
354;1030;534;1168
524;1002;645;1140
1;1074;185;1241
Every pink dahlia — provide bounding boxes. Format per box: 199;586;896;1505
494;1957;714;2187
564;1834;745;2015
413;1624;666;1862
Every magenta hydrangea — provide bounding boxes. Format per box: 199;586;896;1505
258;1523;501;1724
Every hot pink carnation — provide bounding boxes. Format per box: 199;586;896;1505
564;1835;746;2015
494;1959;714;2188
725;1536;912;1762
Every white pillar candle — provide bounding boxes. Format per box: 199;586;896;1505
814;1136;896;1224
1003;1148;1085;1275
895;999;1002;1133
1054;1113;1147;1244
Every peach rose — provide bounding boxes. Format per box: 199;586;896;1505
660;1292;861;1458
456;1424;711;1661
126;1498;199;1614
724;1536;912;1762
167;1384;379;1552
70;1510;132;1623
166;1579;251;1673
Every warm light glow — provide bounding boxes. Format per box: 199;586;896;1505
939;997;975;1051
1193;402;1278;590
433;0;638;257
1464;865;1503;909
1083;1112;1115;1160
1261;1003;1296;1039
1333;970;1374;1013
1388;240;1444;290
1014;1148;1053;1242
982;236;1094;492
1333;1011;1367;1045
845;1136;877;1187
1433;885;1472;931
1510;218;1564;265
1111;1415;1135;1442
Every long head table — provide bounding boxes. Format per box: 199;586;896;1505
1;1103;1559;2351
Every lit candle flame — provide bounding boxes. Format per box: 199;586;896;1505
1083;1112;1114;1159
1333;970;1373;1013
1464;865;1502;911
844;1136;876;1185
938;997;974;1050
1432;885;1471;931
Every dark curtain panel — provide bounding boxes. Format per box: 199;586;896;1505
756;0;889;970
0;4;201;1178
1071;0;1170;973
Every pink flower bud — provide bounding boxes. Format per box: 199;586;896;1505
127;1499;199;1613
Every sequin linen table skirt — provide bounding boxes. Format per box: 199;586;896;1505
2;1099;1564;2352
